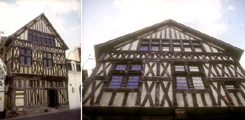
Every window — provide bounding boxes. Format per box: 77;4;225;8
20;48;32;65
152;40;159;44
127;76;139;88
28;29;55;46
140;46;148;51
131;64;141;70
175;65;185;71
162;46;169;51
184;47;192;52
43;52;52;67
141;40;149;44
173;41;180;45
109;75;123;88
225;85;235;89
151;46;159;51
109;63;142;88
195;47;202;52
192;77;204;89
189;66;199;72
176;76;188;89
174;47;181;51
67;61;72;71
116;64;127;70
76;63;81;71
174;63;205;90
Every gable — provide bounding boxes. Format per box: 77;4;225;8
95;19;243;61
114;25;225;53
10;13;68;49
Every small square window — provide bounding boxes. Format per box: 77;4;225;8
162;40;169;45
192;77;204;89
162;46;169;51
184;47;192;52
127;76;139;88
151;46;159;51
176;76;188;89
33;36;37;42
225;85;235;89
47;53;52;59
195;48;202;52
183;42;190;45
189;66;199;72
20;56;25;64
142;40;149;44
109;75;123;88
175;65;185;71
173;41;180;45
152;40;159;44
116;65;126;70
20;49;25;54
43;53;47;58
28;35;32;41
193;42;200;45
174;47;181;51
27;57;31;65
140;46;148;51
131;64;141;70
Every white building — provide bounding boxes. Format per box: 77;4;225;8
67;46;81;109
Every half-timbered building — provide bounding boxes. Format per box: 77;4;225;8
0;13;69;117
83;19;245;120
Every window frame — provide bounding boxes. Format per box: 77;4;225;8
108;62;143;89
28;29;55;46
19;48;32;66
43;52;53;68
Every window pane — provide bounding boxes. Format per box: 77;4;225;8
51;40;55;46
195;48;202;52
43;53;47;58
27;50;31;55
77;63;81;71
176;76;188;89
175;65;185;71
109;75;123;88
193;42;200;45
162;40;169;45
174;47;181;51
43;59;47;67
48;60;52;67
141;40;149;44
162;46;169;51
192;77;204;89
183;42;189;45
173;41;180;45
116;65;126;70
225;85;235;89
33;36;37;42
28;35;32;41
189;66;199;72
140;46;148;51
152;46;159;51
20;56;25;64
152;40;159;44
48;53;52;59
67;62;72;71
131;64;141;70
29;30;32;34
38;32;42;36
184;47;192;52
42;38;46;44
47;39;50;45
127;76;139;88
38;37;42;43
20;49;25;54
27;57;31;65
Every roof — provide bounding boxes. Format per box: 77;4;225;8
94;19;243;61
3;13;69;50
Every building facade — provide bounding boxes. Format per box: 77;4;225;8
67;46;81;109
83;19;245;119
0;13;69;117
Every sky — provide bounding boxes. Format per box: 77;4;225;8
82;0;245;71
0;0;81;55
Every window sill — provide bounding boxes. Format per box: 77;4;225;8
103;87;140;92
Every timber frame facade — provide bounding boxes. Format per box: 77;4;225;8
83;19;245;120
0;13;69;117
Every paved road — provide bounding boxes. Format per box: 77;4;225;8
8;109;81;120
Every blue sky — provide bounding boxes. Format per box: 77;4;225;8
82;0;245;69
0;0;81;54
